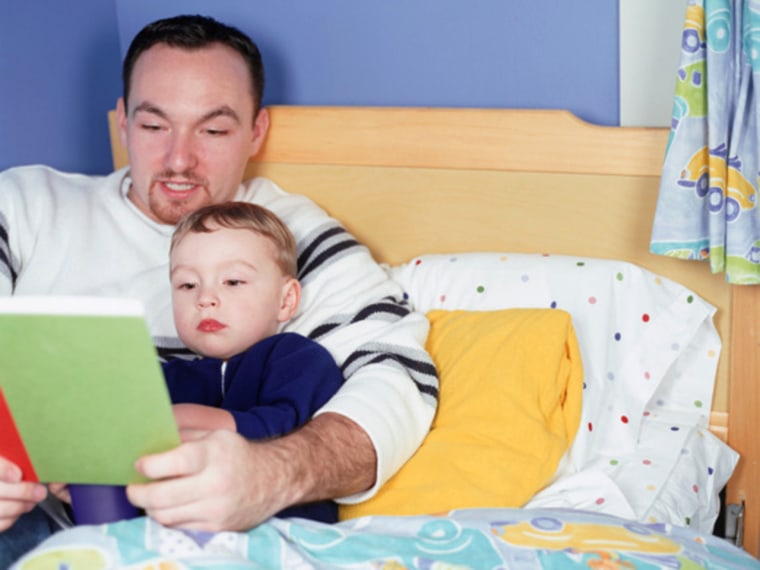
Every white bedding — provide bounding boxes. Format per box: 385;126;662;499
388;252;739;532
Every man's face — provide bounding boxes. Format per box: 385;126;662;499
117;43;268;225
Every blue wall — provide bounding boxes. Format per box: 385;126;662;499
0;1;121;174
1;1;619;175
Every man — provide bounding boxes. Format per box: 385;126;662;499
0;14;437;563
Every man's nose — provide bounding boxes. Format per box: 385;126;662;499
166;131;199;173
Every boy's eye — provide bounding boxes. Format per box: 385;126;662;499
225;279;245;287
177;282;196;290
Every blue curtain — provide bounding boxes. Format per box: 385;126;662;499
650;0;760;284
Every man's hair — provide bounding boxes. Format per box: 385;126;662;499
122;14;265;113
171;202;298;278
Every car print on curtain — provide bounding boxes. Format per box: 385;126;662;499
650;0;760;284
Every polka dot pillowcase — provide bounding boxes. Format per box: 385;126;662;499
388;252;738;532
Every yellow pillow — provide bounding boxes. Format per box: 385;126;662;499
339;308;583;519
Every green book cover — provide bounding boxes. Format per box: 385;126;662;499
0;296;181;484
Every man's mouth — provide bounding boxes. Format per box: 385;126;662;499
159;180;201;199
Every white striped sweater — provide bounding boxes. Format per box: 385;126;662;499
0;165;438;503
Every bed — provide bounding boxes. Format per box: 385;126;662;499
12;106;759;569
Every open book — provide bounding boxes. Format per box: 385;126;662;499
0;296;180;484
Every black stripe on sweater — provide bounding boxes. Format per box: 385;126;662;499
0;222;17;285
341;350;439;400
309;300;411;340
297;227;361;282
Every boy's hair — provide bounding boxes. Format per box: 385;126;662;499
171;202;298;278
122;14;265;113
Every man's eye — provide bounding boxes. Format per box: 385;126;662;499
140;124;162;132
205;128;229;136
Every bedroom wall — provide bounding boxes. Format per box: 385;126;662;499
0;1;683;175
0;1;121;175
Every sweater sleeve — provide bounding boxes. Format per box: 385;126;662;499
241;178;439;503
0;169;25;296
225;334;344;440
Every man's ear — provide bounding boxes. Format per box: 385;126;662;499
277;277;301;323
249;107;270;158
115;97;128;150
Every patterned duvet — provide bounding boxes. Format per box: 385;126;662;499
12;508;759;569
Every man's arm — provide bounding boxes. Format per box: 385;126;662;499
247;178;439;501
127;412;372;530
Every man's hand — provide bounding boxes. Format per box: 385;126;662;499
127;428;296;531
0;457;47;532
126;412;376;532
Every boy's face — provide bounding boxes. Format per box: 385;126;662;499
117;43;269;225
170;225;298;360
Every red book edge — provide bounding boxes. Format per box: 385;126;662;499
0;386;38;482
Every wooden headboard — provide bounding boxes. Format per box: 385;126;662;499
109;106;760;555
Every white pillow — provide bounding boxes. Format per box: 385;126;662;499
388;252;736;532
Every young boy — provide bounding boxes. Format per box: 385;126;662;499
163;201;343;523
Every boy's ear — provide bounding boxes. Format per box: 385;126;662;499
277;278;301;322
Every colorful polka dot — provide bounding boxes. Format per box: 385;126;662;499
577;261;586;267
521;274;529;282
439;294;446;303
476;286;485;294
614;332;622;341
499;255;507;262
644;371;651;380
588;296;597;304
588;422;593;432
708;467;714;476
707;349;716;358
415;259;422;266
609;459;619;466
692;484;699;493
643;459;652;466
687;295;694;304
671;342;680;351
647;484;657;492
693;400;703;408
642;313;650;322
620;415;629;424
550;301;557;308
670;426;680;432
607;372;615;381
616;272;624;281
595;497;605;505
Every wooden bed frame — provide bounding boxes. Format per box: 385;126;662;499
109;106;759;557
